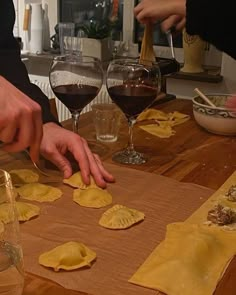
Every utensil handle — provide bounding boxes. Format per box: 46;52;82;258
23;4;30;31
194;88;216;107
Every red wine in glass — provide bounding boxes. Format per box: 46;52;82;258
53;84;99;113
108;84;157;119
107;58;161;165
49;55;103;133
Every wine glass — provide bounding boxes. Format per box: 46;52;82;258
49;55;103;133
0;170;24;295
106;58;161;164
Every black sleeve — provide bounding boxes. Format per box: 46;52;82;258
0;0;59;125
186;0;236;60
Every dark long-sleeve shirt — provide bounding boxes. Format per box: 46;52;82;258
0;0;58;124
186;0;236;60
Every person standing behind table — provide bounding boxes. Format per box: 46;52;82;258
0;0;114;188
134;0;236;60
134;0;236;107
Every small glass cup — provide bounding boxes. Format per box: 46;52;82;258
0;170;24;295
91;103;122;143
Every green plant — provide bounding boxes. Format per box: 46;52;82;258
75;20;112;39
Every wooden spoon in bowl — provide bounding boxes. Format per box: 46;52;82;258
194;88;216;107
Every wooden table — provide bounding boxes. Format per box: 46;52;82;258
2;98;235;294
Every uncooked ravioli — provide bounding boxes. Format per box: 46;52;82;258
99;204;145;229
16;183;62;202
73;187;112;208
63;172;97;189
0;202;40;223
9;169;39;185
39;241;96;271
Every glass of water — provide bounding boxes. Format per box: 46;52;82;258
0;170;24;295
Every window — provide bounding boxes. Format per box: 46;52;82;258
13;0;19;37
57;0;221;66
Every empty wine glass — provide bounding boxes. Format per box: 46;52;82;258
106;58;161;164
0;170;24;295
49;55;103;133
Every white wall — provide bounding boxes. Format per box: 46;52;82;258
167;53;236;99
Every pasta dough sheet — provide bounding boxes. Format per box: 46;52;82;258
130;171;236;295
129;222;236;295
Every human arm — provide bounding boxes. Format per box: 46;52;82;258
186;0;236;60
134;0;186;32
0;76;42;162
134;0;236;60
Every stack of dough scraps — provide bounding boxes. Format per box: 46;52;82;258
137;109;190;138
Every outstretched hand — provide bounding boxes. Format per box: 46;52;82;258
0;76;42;163
40;122;115;188
134;0;186;32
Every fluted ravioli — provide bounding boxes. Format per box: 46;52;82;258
63;172;97;189
73;187;112;208
9;169;39;185
99;204;145;229
16;183;62;202
0;202;40;223
39;241;96;271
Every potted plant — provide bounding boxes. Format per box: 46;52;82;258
75;20;113;62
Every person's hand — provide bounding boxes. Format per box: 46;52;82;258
40;122;115;188
0;76;42;162
134;0;186;32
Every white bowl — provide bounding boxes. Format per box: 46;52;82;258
192;94;236;136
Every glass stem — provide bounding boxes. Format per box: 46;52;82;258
72;112;80;134
127;119;136;152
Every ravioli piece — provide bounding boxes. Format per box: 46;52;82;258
99;204;145;229
63;172;97;189
130;222;236;295
0;202;40;223
16;202;40;222
140;124;175;138
9;169;39;185
39;241;96;271
73;188;112;208
16;183;62;202
0;186;18;204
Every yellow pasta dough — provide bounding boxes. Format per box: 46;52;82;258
73;187;112;208
129;222;236;295
63;172;97;189
0;202;40;223
9;169;39;185
0;186;18;204
99;204;145;229
139;124;175;138
16;183;62;202
16;202;40;222
0;221;4;235
137;109;169;121
168;111;190;126
39;241;96;271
